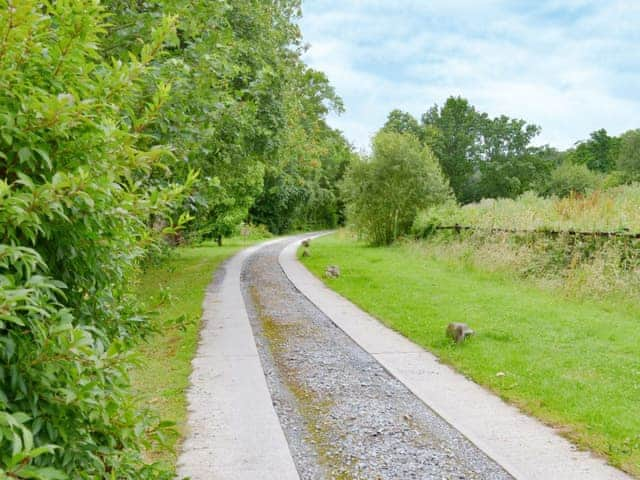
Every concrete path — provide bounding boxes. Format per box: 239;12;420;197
176;239;299;480
279;234;632;480
242;239;511;479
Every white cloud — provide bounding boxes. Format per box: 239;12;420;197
299;0;640;151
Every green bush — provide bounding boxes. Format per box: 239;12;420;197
341;131;451;245
543;161;601;197
617;129;640;181
412;201;460;239
0;2;188;478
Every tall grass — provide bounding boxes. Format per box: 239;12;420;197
412;185;640;299
415;184;640;233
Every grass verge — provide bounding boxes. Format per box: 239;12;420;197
130;238;260;471
301;233;640;476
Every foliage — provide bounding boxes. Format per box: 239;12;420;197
569;128;620;173
617;129;640;181
419;97;547;202
421;97;481;201
474;115;545;199
234;223;273;241
543;161;602;197
0;1;194;478
0;0;346;478
341;132;451;245
249;66;351;234
382;109;423;140
102;0;351;239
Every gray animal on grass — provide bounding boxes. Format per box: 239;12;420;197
301;238;311;248
446;322;474;343
325;265;341;278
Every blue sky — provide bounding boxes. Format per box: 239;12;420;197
299;1;640;152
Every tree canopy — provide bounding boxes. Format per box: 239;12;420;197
378;97;640;204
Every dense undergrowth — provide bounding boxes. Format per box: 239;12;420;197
411;187;640;299
415;186;640;233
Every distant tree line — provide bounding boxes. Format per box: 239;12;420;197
381;97;640;203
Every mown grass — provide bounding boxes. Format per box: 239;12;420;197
301;233;640;476
130;239;259;471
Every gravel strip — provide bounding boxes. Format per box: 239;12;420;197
241;238;513;480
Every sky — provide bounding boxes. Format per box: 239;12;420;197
298;1;640;153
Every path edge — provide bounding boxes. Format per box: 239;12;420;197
176;238;300;480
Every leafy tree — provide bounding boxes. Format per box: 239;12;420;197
341;132;451;245
475;115;545;199
103;0;349;240
249;60;351;234
420;97;544;202
382;109;423;140
1;0;348;478
421;97;483;202
617;129;640;181
570;129;620;173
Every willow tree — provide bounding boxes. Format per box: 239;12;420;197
342;132;452;245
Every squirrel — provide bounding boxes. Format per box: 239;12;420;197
446;322;474;343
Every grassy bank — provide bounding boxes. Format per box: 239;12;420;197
301;233;640;476
130;239;259;470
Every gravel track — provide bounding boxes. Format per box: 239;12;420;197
241;239;513;480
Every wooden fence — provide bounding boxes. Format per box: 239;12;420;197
436;225;640;239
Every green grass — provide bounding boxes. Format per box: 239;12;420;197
130;238;260;470
302;233;640;476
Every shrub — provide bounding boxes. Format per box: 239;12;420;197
412;201;460;239
617;129;640;181
235;222;273;241
0;2;187;478
543;161;601;197
341;131;451;245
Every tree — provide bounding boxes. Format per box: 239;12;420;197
1;0;345;477
570;129;620;173
617;129;640;181
419;97;544;202
475;115;545;199
382;109;423;140
249;65;351;234
341;132;451;245
103;0;349;240
421;97;483;202
0;2;187;478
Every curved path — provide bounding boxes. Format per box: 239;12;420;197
177;235;632;480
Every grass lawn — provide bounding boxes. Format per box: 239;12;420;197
302;233;640;476
130;238;260;471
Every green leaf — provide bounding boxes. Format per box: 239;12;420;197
11;466;67;480
17;147;32;163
